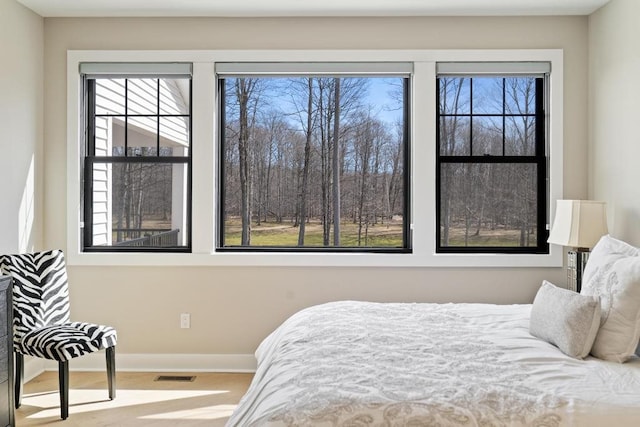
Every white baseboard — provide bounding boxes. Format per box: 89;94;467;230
40;353;257;373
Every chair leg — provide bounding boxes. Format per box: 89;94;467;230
58;361;69;420
106;346;116;400
14;352;23;409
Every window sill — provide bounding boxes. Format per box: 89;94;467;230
65;249;563;268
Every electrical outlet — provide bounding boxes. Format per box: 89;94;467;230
180;313;190;329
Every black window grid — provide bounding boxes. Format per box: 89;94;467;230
435;77;548;254
82;77;193;253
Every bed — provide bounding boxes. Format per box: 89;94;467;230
227;236;640;426
227;301;640;426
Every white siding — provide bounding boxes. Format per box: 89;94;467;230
91;77;189;246
91;116;112;245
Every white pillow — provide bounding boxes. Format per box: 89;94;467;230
530;281;601;358
581;235;640;362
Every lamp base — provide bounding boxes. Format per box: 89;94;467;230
567;249;590;292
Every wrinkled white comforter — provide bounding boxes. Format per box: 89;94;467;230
227;301;640;426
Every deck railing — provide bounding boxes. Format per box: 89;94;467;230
113;228;180;247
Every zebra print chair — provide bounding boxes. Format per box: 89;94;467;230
0;250;117;420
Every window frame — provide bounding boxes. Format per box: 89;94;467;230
66;49;564;267
215;69;411;253
80;68;193;252
435;74;548;254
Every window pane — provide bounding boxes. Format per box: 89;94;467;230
160;78;190;115
440;116;470;155
471;77;503;114
95;79;125;115
89;162;189;248
439;76;539;158
439;77;470;114
505;77;536;115
92;77;190;158
439;163;538;248
160;116;190;156
472;116;502;156
127;116;158;156
221;76;407;250
127;78;158;115
505;117;536;156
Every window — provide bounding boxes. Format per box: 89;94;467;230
436;62;549;253
216;63;411;252
80;63;192;252
68;50;563;266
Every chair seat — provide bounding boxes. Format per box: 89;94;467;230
18;322;117;362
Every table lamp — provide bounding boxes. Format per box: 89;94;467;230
547;200;608;292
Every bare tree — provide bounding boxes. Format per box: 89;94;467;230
505;77;537;246
387;121;404;219
235;78;259;245
220;76;404;247
297;78;314;245
332;78;341;246
314;78;367;246
438;77;466;246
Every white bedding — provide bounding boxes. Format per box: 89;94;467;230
227;301;640;426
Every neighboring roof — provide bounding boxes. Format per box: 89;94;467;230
16;0;611;18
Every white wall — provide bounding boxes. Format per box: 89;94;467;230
0;0;43;254
42;16;588;366
589;0;640;245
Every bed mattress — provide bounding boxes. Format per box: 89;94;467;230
227;301;640;426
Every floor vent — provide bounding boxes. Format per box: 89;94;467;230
154;375;196;382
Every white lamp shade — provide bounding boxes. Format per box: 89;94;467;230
547;200;608;248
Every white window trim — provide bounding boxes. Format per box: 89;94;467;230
67;49;563;267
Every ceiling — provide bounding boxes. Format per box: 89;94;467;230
16;0;611;18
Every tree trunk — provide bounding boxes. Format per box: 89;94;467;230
116;163;130;242
357;120;372;246
332;78;341;246
237;78;255;246
298;78;313;246
439;78;464;247
318;81;331;246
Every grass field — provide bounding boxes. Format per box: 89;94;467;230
224;218;404;247
224;219;536;248
444;226;537;247
121;217;535;248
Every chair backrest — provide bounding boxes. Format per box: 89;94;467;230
0;250;71;343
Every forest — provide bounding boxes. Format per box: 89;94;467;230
98;74;542;250
221;76;407;248
438;76;542;249
220;74;542;250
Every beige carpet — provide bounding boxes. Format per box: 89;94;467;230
15;371;253;426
